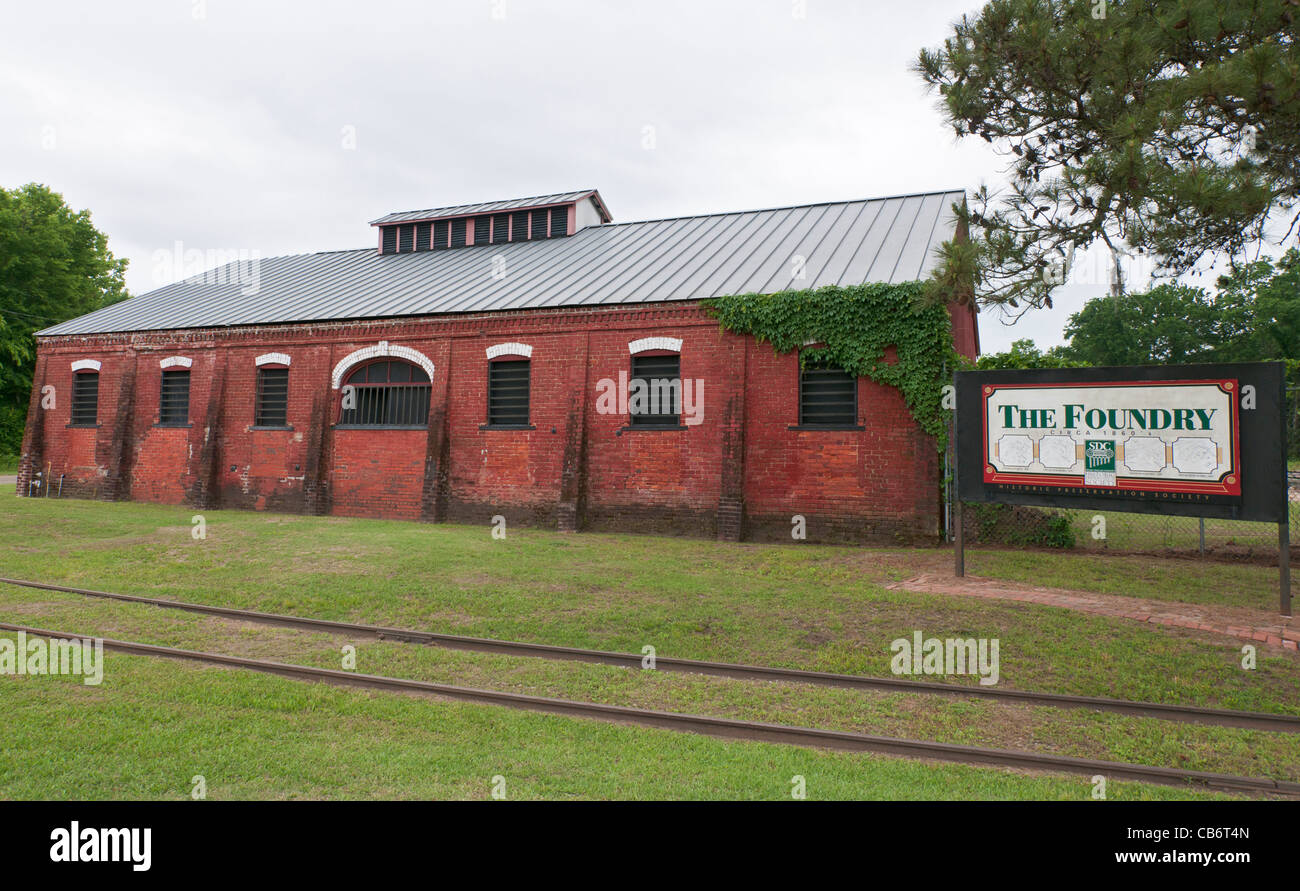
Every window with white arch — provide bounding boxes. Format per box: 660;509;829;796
338;359;430;427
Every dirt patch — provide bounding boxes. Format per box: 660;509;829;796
884;570;1299;652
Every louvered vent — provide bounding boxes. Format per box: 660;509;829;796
510;212;528;241
375;191;609;253
549;206;568;237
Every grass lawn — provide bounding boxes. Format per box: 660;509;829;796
2;587;1295;785
1;496;1296;799
0;641;1220;800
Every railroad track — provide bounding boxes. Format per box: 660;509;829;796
2;575;1297;734
2;619;1297;798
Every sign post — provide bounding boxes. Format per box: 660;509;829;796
955;363;1289;615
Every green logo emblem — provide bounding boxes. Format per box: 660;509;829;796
1084;439;1116;472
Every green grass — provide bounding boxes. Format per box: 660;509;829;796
2;496;1296;800
0;638;1225;800
1;498;1296;711
3;587;1295;784
962;549;1286;610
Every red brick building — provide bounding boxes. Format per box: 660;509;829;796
20;188;978;542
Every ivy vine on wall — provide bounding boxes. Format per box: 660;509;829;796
704;282;958;447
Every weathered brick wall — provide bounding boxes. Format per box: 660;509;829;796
22;299;975;543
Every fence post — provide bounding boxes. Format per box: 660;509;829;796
1198;518;1205;555
951;394;964;578
1282;519;1292;617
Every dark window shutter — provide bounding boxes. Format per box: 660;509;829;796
432;220;450;249
398;225;415;252
629;354;681;426
491;214;509;244
549;206;568;237
487;360;530;426
159;370;191;425
473;215;491;246
530;211;548;240
415;222;432;251
381;226;397;253
510;211;529;241
71;372;99;425
450;218;468;247
799;362;857;426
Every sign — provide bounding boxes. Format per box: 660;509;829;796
956;363;1285;523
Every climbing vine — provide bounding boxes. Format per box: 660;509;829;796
704;282;958;447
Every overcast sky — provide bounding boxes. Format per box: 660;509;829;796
1;0;1178;351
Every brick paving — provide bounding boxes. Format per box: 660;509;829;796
886;572;1299;652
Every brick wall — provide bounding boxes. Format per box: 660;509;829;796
20;299;977;543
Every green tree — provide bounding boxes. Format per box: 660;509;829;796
917;0;1300;311
0;183;128;454
976;338;1087;368
1057;283;1221;364
1212;248;1300;361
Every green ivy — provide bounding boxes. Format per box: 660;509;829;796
704;282;958;447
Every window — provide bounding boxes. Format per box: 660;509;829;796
71;372;99;426
629;354;680;427
338;360;430;427
799;360;857;426
491;213;509;244
255;367;289;427
398;224;415;252
487;360;530;426
510;211;528;240
530;210;548;240
450;218;468;247
473;215;491;246
381;226;397;254
548;205;568;237
159;370;191;425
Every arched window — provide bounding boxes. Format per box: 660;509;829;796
339;360;430;427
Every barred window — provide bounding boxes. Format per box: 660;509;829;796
487;359;530;426
799;360;857;426
629;354;680;427
255;367;289;427
71;372;99;426
339;360;430;427
159;370;191;426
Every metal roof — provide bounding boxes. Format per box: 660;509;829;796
370;189;608;225
40;189;965;337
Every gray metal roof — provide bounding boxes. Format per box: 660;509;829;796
370;190;605;224
40;189;964;337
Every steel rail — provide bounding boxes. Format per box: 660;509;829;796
1;620;1296;798
2;576;1298;733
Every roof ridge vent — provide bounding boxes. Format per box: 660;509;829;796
372;189;612;255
